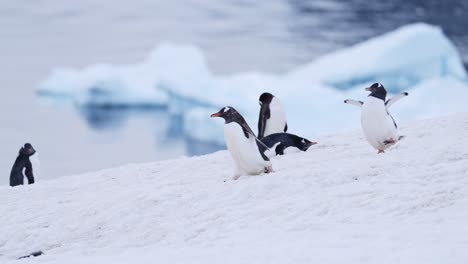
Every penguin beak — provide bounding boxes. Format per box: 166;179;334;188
210;112;221;118
365;87;372;91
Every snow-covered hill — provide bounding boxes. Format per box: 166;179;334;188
1;113;468;264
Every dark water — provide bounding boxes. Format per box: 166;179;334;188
0;0;467;184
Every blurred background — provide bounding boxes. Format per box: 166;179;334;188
1;0;467;184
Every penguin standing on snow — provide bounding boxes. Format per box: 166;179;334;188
259;133;317;157
344;83;408;153
10;143;36;187
258;93;287;139
211;106;273;180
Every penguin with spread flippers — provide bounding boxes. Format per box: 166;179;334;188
258;92;287;139
211;106;273;180
259;133;317;157
344;83;408;153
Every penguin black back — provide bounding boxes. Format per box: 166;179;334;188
366;83;387;101
258;93;274;139
10;143;36;187
260;133;316;155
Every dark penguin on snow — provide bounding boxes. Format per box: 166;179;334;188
211;106;272;180
258;92;287;139
259;133;317;157
10;143;36;187
344;83;408;153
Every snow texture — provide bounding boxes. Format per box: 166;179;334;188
1;113;468;263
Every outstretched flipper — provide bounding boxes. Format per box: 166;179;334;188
385;92;408;108
344;99;364;107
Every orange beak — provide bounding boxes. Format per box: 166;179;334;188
365;87;372;91
211;112;221;118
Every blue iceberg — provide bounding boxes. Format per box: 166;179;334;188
37;23;468;146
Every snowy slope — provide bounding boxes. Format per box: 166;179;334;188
1;113;468;263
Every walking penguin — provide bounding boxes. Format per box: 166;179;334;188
211;106;273;180
344;83;408;153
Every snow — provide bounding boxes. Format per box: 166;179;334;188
1;113;468;263
37;23;468;146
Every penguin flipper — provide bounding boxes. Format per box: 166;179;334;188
241;122;271;160
385;92;408;108
389;113;397;128
344;99;364;107
258;107;270;139
241;125;251;139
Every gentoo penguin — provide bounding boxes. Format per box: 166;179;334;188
344;83;408;153
10;143;36;187
259;133;317;157
258;92;287;139
211;106;273;180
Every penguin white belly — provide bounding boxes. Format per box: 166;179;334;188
263;143;280;158
30;154;41;179
224;122;271;175
361;97;398;150
264;98;287;137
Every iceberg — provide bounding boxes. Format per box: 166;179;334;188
37;23;468;146
290;23;467;92
37;44;212;108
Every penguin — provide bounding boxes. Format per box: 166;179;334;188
258;92;287;139
10;143;36;187
259;133;317;157
344;83;408;153
211;106;273;180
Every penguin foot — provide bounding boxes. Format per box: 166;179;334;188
264;166;273;173
378;149;385;154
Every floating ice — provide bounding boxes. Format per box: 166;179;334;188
290;23;467;92
37;23;468;146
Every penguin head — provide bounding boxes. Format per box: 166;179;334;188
210;106;241;123
365;83;387;100
259;92;274;106
297;137;317;151
20;143;36;156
